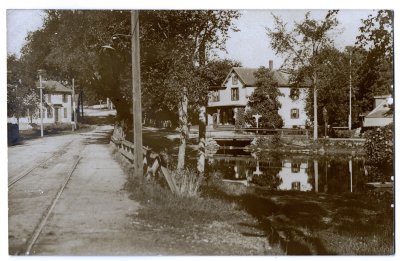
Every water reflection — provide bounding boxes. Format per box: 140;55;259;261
207;147;367;194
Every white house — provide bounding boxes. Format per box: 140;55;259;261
362;94;393;128
207;62;309;129
8;80;73;128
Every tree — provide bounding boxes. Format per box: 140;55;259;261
356;10;393;64
245;67;283;128
267;10;339;140
139;11;241;171
355;10;394;118
301;46;355;128
7;54;39;124
21;10;241;172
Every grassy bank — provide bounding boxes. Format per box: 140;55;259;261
204;182;394;255
246;136;365;155
113;150;283;255
113;147;393;255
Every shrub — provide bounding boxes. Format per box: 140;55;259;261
171;169;203;197
235;108;246;129
364;123;393;182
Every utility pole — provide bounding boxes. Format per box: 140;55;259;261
72;78;77;131
349;50;352;130
131;10;143;176
38;70;45;137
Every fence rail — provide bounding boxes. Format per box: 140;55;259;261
110;136;178;194
235;128;309;136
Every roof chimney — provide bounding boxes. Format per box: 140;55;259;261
269;60;273;70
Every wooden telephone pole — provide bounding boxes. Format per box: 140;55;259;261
131;10;144;176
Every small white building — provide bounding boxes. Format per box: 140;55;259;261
363;94;393;128
207;63;309;128
8;80;73;128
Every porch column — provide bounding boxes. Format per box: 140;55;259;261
217;109;221;125
233;107;238;122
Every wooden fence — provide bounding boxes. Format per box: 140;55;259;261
110;136;179;193
235;128;309;136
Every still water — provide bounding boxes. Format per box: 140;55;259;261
141;130;371;194
207;148;368;194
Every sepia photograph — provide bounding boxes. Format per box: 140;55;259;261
5;4;395;257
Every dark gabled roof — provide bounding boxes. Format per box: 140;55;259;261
36;80;72;93
222;67;310;87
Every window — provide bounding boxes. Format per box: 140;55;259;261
291;108;299;119
231;88;239;101
209;90;220;102
291;162;301;173
291;182;301;191
62;94;68;103
232;74;238;85
48;94;52;103
64;108;68;118
290;88;300;100
47;108;53;118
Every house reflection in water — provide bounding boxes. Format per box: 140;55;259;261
208;151;363;193
277;160;312;192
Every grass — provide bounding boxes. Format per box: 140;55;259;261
112;147;394;255
112;148;284;255
204;184;394;255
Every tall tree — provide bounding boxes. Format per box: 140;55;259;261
355;10;394;118
20;10;241;172
245;67;283;128
267;10;339;140
140;11;240;171
7;54;39;124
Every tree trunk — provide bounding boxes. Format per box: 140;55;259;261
313;72;318;141
197;105;206;174
177;87;188;171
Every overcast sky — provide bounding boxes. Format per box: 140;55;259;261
7;9;374;68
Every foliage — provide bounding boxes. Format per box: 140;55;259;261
171;169;203;197
303;47;356;127
21;10;241;125
234;108;246;129
354;10;394;120
140;11;241;122
199;58;241;86
7;54;39;119
245;67;283;128
352;10;393;124
356;10;393;63
364;123;393;181
267;10;339;139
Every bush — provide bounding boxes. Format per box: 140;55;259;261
235;108;246;129
171;169;203;197
364;123;393;182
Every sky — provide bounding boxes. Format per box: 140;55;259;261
7;9;374;69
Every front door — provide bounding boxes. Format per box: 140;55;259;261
54;108;59;123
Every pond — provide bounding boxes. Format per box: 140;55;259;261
207;148;368;194
141;128;377;194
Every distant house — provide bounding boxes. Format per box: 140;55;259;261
362;94;393;128
39;80;73;124
8;80;73;128
207;61;309;129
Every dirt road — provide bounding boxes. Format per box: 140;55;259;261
8;125;144;255
8;122;271;255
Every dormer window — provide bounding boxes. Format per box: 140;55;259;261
232;74;239;85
